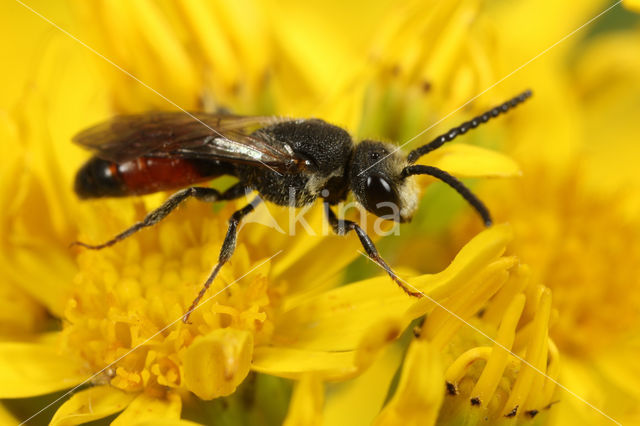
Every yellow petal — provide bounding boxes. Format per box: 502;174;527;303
128;421;202;426
595;342;640;403
0;106;76;316
501;287;552;416
428;143;521;178
408;223;512;301
624;0;640;12
272;224;512;351
176;0;240;89
252;346;357;381
271;273;413;352
266;0;365;115
123;0;200;106
417;257;515;349
471;294;526;406
323;344;404;426
373;339;444;426
0;403;18;426
182;328;253;399
50;385;136;426
0;340;86;398
253;317;403;381
213;0;270;88
354;317;405;369
283;375;324;426
268;203;363;298
0;275;47;338
111;391;181;426
554;356;612;425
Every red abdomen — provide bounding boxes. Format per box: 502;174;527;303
74;156;230;199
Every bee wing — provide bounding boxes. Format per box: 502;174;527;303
73;112;305;172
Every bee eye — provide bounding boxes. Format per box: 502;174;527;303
365;175;400;217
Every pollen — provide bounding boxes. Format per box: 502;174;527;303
61;200;279;398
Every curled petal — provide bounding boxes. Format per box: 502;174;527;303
111;391;181;425
182;328;253;400
323;345;404;426
373;339;444;426
283;375;324;426
50;385;136;426
501;287;552;417
471;294;526;406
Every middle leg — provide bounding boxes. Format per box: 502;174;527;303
183;196;263;322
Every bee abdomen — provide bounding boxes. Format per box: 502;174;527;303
74;157;128;198
74;156;230;199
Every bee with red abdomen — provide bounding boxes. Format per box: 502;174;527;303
73;90;532;322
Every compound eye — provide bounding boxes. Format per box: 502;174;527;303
365;175;400;217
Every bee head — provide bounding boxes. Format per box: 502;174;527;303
349;140;419;222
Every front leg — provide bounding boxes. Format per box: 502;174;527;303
183;196;262;323
324;203;422;298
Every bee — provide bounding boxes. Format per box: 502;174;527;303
73;90;532;322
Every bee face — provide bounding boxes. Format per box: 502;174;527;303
349;140;418;222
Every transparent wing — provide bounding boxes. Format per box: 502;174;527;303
73;112;305;172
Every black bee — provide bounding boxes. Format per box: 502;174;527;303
73;90;532;322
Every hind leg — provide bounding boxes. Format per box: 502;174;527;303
72;183;248;250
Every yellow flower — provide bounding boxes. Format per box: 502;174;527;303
319;1;640;425
0;1;525;424
1;98;517;422
322;260;559;425
449;168;640;425
355;0;503;142
434;5;640;425
284;226;551;426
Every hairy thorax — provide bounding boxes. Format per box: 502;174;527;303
236;119;354;207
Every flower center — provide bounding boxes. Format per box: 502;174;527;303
62;200;277;395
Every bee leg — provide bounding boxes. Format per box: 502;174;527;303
323;203;423;298
183;196;262;323
72;183;248;250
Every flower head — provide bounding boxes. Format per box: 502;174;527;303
369;263;558;424
0;7;523;418
6;0;634;424
435;4;640;423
